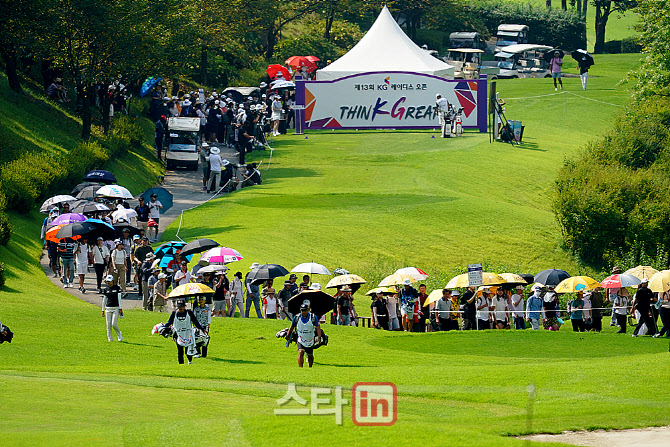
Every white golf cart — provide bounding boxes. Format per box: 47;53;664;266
165;117;200;171
444;48;500;79
493;44;554;79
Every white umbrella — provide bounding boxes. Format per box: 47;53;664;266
199;264;229;274
270;80;295;88
39;195;77;213
96;185;133;199
111;208;138;222
291;262;331;275
394;267;429;281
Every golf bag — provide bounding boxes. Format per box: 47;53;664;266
0;324;14;344
276;327;329;349
440;103;464;138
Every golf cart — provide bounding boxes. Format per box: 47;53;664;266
449;32;488;52
165;117;200;171
444;49;499;79
493;44;554;79
494;24;529;53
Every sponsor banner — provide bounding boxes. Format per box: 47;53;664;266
296;72;487;131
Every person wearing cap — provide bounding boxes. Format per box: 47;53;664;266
174;261;193;287
277;280;294;320
134;197;151;238
102;275;123;342
180;98;193;117
549;50;563;91
245;264;263;318
262;288;278;319
336;286;353;326
207;146;223;193
147;270;164;312
92;237;110;293
476;288;491;330
632;278;657;337
371;290;389;330
434;289;453;331
510;285;526;330
286;302;322;367
399;278;419;332
118;229;133;288
110;239;128;295
166;299;206;364
57;237;77;288
612;287;630;333
138;252;156;310
543;286;560;331
270;94;282;136
228;272;245;318
490;288;509;330
526;288;544;330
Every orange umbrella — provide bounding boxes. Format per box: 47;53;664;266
285;56;317;73
45;224;81;242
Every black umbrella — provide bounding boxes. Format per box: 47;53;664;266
76;185;102;200
71;201;111;215
571;49;594;69
83;170;117;184
179;238;220;257
113;222;141;238
519;273;535;285
71;182;101;195
543;48;565;63
534;269;570;287
287;290;335;318
56;221;98;239
154;241;187;259
249;263;290;285
84;219;117;240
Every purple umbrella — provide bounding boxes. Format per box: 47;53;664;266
50;213;87;226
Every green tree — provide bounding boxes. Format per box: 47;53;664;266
629;0;670;98
0;0;42;92
592;0;637;53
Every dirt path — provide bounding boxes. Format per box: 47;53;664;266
40;143;239;310
518;426;670;447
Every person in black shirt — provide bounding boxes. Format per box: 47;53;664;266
460;286;477;330
632;279;657;336
371;291;389;330
135;197;151;236
337;286;353;325
102;275;123;342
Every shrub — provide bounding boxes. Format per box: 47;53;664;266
0;213;10;246
621;37;642;53
554;96;670;265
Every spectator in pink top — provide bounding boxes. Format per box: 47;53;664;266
550;51;563;91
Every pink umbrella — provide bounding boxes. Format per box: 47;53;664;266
200;247;244;264
50;213;87;226
600;273;641;289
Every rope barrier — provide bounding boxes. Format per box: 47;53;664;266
502;90;623;107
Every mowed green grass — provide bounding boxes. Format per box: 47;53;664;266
164;55;641;294
4;55;668;447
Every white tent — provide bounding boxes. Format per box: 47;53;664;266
316;6;454;81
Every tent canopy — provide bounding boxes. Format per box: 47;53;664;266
316;6;454;81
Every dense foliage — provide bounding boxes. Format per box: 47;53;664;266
629;0;670;98
553;96;670;265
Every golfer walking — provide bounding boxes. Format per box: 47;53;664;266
286;303;322;368
102;275;123;342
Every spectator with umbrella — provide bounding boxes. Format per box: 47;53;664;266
572;49;594;90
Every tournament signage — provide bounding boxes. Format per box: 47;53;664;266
468;263;484;287
296;72;487;132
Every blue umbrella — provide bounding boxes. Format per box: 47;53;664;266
83;170;117;184
141;187;173;214
140;77;162;97
157;253;192;268
154;241;187;258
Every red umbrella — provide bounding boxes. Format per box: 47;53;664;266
600;274;641;289
266;64;291;80
305;55;320;63
285;56;317;73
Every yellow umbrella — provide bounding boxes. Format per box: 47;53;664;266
425;289;445;306
378;273;417;287
476;285;498;297
625;265;659;280
554;276;601;294
500;273;527;284
365;287;395;296
325;274;366;289
445;272;507;288
168;283;214;299
648;270;670;293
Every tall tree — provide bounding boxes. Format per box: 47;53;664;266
629;0;670;98
0;0;41;93
592;0;638;53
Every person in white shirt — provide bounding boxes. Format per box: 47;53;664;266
490;288;508;329
92;237;110;293
476;288;491;330
207;147;223;193
110;240;128;294
613;288;630;333
173;262;192;287
228;271;245;317
510;285;525;330
75;241;90;293
271;95;282;136
148;194;163;242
